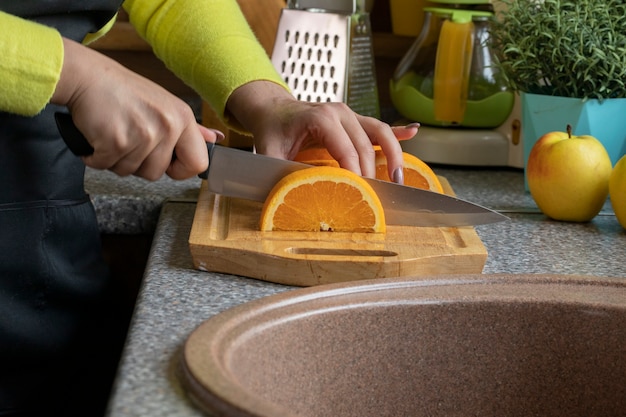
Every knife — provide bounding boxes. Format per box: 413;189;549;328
55;112;507;227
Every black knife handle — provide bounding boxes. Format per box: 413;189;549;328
197;141;215;180
55;111;214;179
54;112;95;156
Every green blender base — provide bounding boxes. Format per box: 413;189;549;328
391;74;517;166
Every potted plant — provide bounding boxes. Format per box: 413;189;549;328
489;0;626;168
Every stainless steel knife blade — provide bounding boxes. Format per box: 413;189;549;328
199;143;507;227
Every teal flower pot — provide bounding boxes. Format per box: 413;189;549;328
522;92;626;176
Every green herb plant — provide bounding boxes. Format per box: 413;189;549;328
489;0;626;100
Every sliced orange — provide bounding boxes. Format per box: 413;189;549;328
293;147;335;162
375;150;444;193
295;147;442;192
260;166;386;233
293;148;340;167
295;146;382;164
299;159;340;168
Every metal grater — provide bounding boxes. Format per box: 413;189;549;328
271;0;380;118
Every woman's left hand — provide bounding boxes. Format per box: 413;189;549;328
225;81;418;183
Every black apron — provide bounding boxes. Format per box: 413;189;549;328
0;1;124;416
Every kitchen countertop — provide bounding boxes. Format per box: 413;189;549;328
92;166;626;417
85;168;201;234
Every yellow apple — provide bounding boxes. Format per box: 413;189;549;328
527;125;612;222
609;154;626;229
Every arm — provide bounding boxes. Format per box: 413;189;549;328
0;10;216;181
122;0;416;180
122;0;287;129
0;11;63;116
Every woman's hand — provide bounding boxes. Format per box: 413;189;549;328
226;81;419;183
51;37;217;180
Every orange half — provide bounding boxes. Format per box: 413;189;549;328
294;147;442;193
294;146;383;163
375;150;444;193
293;147;335;162
260;166;386;233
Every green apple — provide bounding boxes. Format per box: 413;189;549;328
527;125;612;222
609;154;626;229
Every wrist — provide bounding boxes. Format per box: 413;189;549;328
226;80;294;134
51;37;78;107
51;37;111;109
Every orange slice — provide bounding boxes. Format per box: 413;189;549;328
375;150;444;193
293;148;340;167
294;146;382;164
294;148;442;192
260;166;386;233
293;147;335;162
299;159;340;168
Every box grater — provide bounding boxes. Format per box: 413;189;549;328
271;0;380;118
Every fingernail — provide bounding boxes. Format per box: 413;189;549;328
405;122;421;129
392;167;404;185
210;128;225;142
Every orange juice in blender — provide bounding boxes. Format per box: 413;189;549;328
390;4;514;128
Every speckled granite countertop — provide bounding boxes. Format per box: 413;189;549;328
85;168;202;234
101;167;626;417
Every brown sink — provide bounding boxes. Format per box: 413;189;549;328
180;274;626;417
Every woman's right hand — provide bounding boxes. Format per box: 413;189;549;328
51;37;215;181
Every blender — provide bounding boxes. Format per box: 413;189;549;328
390;0;522;167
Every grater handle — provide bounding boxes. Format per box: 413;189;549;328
287;0;357;14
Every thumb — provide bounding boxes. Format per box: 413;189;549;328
167;124;223;180
198;124;226;144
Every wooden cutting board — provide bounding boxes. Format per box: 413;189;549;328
189;177;487;286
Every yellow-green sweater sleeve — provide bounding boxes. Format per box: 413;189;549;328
0;11;63;116
122;0;288;128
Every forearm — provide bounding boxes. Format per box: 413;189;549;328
122;0;288;129
0;11;63;116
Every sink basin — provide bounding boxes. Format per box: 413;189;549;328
180;274;626;417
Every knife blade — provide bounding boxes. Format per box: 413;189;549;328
198;143;506;227
55;112;507;227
